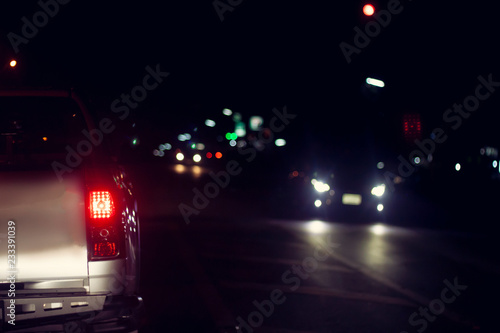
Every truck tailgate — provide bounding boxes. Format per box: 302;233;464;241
0;170;88;283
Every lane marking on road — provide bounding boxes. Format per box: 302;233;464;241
219;280;416;307
201;252;355;273
311;238;475;328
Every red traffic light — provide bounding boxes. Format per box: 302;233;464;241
363;4;375;16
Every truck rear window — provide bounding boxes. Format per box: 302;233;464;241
0;96;87;167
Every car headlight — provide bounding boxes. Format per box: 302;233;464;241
371;184;385;197
311;179;330;193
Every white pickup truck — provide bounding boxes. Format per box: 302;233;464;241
0;90;142;332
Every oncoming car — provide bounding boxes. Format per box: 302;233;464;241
282;164;392;222
0;89;142;332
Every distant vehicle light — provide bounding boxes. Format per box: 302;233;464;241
275;138;286;147
193;154;201;163
377;204;384;212
493;160;498;168
206;152;213;159
371;184;386;197
314;199;322;207
9;60;16;67
363;4;375;16
229;140;237;147
377;162;384;169
366;77;384;87
215;152;222;159
413;156;421;164
196;143;205;150
178;134;187;141
455;163;461;171
42;136;48;141
176;152;185;161
222;108;232;116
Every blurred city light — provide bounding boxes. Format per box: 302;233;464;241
191;143;196;149
9;60;16;67
176;152;185;161
178;134;187;141
366;77;384;87
185;133;191;140
159;143;172;151
222;108;232;116
275;138;286;147
206;152;213;159
413;156;421;164
377;161;384;169
363;4;375;16
229;140;237;147
249;116;264;131
233;112;242;122
455;163;461;171
215;152;222;159
205;119;216;127
196;143;205;150
192;165;202;177
174;164;186;174
493;160;498;168
377;204;384;212
193;154;201;163
314;199;322;207
371;184;385;197
235;122;246;137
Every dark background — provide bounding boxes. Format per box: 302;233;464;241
0;0;499;179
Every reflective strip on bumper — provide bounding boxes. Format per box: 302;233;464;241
1;295;106;323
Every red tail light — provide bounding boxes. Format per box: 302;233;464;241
89;190;120;260
90;191;115;219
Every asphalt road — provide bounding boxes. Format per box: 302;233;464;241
127;161;498;333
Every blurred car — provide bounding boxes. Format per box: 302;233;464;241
0;89;142;332
281;163;391;222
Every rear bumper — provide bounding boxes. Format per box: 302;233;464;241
0;294;143;332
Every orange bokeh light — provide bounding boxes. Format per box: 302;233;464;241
363;4;375;16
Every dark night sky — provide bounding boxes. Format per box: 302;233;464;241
0;1;499;165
